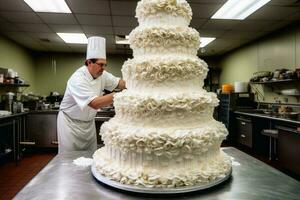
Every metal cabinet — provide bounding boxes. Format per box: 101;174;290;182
26;113;58;148
277;125;300;176
236;117;253;148
0;114;27;164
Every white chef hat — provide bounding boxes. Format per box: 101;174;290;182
86;36;106;60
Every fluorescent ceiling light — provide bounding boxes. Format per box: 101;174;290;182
200;37;216;48
211;0;271;20
24;0;71;13
116;35;129;45
57;33;87;44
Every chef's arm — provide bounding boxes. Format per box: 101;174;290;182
116;79;126;90
88;93;114;109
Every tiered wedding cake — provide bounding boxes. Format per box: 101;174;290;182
93;0;232;188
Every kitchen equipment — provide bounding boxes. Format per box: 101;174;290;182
280;89;300;96
0;74;3;83
1;92;15;112
250;71;272;82
7;69;15;78
295;68;300;79
234;82;248;93
222;84;234;93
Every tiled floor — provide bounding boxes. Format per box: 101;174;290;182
0;153;56;200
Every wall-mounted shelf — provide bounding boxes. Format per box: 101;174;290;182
250;79;300;102
0;83;30;87
250;79;300;84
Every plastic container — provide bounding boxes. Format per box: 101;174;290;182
234;82;248;93
222;84;234;93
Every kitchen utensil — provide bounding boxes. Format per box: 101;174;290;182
222;84;233;93
234;82;248;93
280;89;300;96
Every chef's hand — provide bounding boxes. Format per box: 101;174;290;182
116;79;126;90
88;93;115;109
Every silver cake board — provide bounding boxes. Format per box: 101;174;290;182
91;163;232;194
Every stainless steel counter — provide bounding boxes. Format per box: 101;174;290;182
0;112;28;120
13;147;300;200
235;111;300;125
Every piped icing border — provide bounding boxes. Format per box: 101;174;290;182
100;120;228;156
136;0;192;23
129;26;200;50
113;91;219;118
122;58;208;82
94;148;231;188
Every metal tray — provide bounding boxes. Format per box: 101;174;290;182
91;163;232;194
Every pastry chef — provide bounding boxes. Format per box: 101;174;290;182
57;36;126;153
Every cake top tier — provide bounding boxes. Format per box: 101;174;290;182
136;0;192;25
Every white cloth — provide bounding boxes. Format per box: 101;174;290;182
57;111;96;154
86;36;106;60
58;66;120;153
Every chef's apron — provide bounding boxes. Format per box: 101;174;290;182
57;111;97;154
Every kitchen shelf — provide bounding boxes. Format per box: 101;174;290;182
0;83;30;87
249;79;300;84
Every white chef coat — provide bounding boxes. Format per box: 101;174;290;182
57;66;120;153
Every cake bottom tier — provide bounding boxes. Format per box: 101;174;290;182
93;146;231;188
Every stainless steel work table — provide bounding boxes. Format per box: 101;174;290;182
13;147;300;200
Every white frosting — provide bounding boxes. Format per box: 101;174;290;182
133;47;198;58
73;157;93;167
140;12;189;27
122;57;208;93
100;120;228;154
94;148;231;188
129;26;200;52
112;90;219;127
93;0;232;188
136;0;192;25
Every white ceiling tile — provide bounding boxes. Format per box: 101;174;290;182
221;31;265;40
0;20;20;31
114;26;134;35
66;0;110;15
230;20;276;32
38;13;78;25
248;6;300;20
261;20;294;32
112;16;138;27
198;29;226;38
16;23;53;33
285;12;300;21
0;0;299;55
82;25;114;35
201;19;240;30
103;35;115;45
190;3;223;18
190;18;207;29
76;14;112;26
110;1;137;16
68;44;87;52
26;32;64;43
188;0;227;3
0;12;42;23
49;24;83;33
0;16;5;22
268;0;300;6
42;43;71;52
0;0;32;12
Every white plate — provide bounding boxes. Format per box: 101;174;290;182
91;163;232;194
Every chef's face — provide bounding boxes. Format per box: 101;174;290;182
87;59;107;79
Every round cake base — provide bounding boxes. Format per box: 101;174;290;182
91;163;232;194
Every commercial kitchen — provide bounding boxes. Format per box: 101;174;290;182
1;0;300;199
